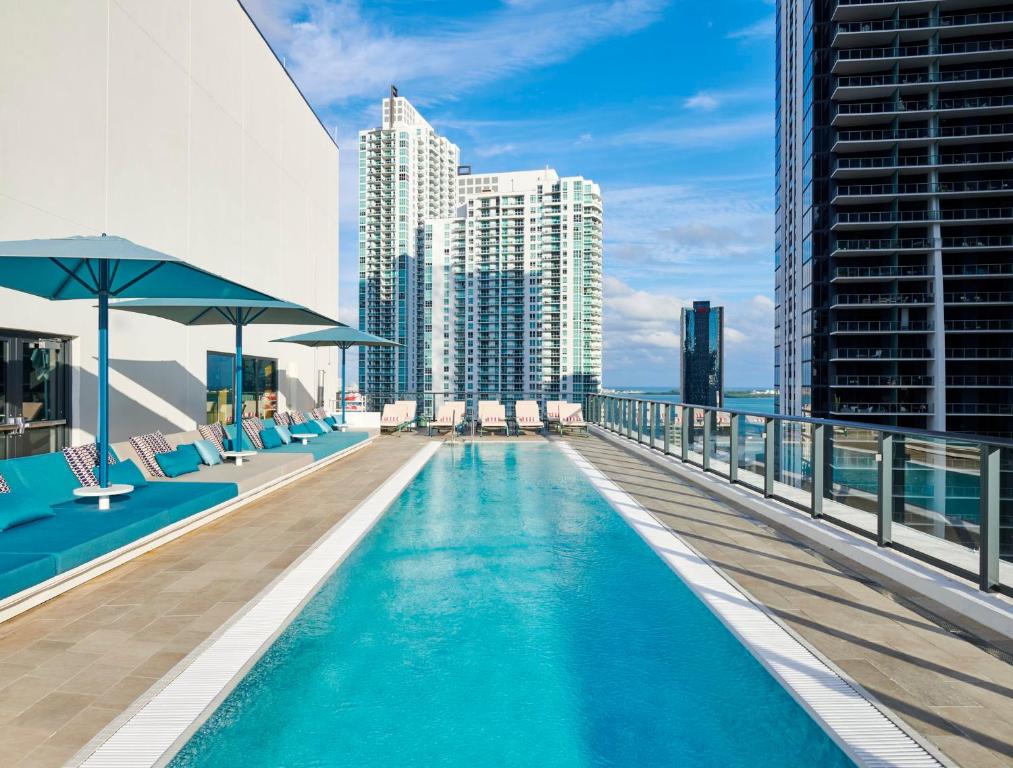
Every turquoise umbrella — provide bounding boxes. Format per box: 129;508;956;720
0;234;275;486
110;299;342;450
271;327;399;425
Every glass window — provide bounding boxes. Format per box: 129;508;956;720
206;352;278;424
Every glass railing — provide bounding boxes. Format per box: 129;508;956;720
833;320;932;332
837;12;1013;34
588;395;1013;593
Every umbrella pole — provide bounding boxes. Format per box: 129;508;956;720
97;264;110;488
234;322;244;452
341;346;346;425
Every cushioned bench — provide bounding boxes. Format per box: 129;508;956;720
0;452;235;601
223;422;370;463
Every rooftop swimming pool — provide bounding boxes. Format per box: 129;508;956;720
168;443;855;767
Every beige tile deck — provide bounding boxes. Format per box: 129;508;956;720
0;435;427;767
568;434;1013;768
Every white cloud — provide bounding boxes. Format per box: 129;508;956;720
728;15;775;41
618;112;771;150
245;0;668;107
474;143;518;158
683;92;720;111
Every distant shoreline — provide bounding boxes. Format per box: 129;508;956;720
607;387;776;398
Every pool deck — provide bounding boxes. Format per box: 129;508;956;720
0;430;1009;767
568;434;1013;768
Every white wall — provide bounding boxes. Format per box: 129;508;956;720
0;0;340;443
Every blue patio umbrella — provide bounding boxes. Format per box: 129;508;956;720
271;327;399;425
0;234;275;486
110;299;341;451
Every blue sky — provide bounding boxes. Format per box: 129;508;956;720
244;0;776;388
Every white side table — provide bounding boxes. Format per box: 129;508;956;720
290;433;316;445
222;450;256;467
73;484;134;511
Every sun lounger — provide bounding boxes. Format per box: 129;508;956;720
478;400;509;436
546;401;562;424
380;403;408;434
398;400;418;432
557;403;588;436
514;400;545;434
428;402;466;436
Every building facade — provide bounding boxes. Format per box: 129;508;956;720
776;0;1013;438
357;96;460;398
0;1;341;457
681;301;724;407
421;170;604;411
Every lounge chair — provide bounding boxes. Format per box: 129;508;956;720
380;403;408;434
478;401;509;436
398;400;418;432
546;401;562;425
428;402;466;436
557;403;588;436
514;400;545;434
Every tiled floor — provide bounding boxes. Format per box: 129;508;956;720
0;435;428;767
569;434;1013;768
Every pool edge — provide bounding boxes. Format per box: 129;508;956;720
70;440;442;768
557;440;954;768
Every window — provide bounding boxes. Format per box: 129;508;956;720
0;332;71;459
207;352;278;424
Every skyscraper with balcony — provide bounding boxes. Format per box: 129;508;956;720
681;301;724;407
422;169;603;409
358;95;460;397
776;0;1013;438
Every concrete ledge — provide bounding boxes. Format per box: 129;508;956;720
0;434;377;626
590;425;1013;649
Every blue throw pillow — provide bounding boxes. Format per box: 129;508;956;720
313;419;333;433
92;458;147;488
0;498;55;532
275;425;293;444
324;416;338;427
194;439;223;466
260;427;283;449
302;420;325;435
155;449;200;478
176;443;203;466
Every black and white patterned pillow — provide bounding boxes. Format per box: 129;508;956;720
0;473;10;494
241;418;264;449
273;412;291;428
129;434;166;478
79;443;117;467
147;431;171;454
63;446;98;487
198;424;226;454
288;410;306;425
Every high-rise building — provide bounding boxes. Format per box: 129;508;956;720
422;169;603;410
776;0;1013;437
681;301;724;407
358;94;460;397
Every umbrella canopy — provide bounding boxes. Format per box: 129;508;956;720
272;327;399;423
0;234;276;486
111;299;342;450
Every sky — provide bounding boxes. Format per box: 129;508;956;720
243;0;776;388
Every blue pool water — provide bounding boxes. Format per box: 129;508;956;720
170;444;853;767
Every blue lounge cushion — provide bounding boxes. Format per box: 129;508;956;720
275;425;293;444
0;500;55;532
194;439;223;466
313;419;332;433
260;427;283;449
302;420;326;435
92;459;147;488
155;449;201;478
324;416;338;427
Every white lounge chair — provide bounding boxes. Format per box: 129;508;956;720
429;402;465;436
546;401;562;424
478;400;509;436
557;403;588;436
380;403;408;434
514;400;545;434
399;400;418;432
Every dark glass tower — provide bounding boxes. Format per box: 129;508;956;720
776;0;1013;438
681;301;724;407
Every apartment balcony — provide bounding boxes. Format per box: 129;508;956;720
833;67;1013;103
947;402;1013;415
832;38;1013;75
832;292;934;308
832;207;1013;229
832;320;933;334
831;237;935;255
833;375;933;387
830;402;933;415
948;374;1013;387
832;265;933;280
833;150;1013;179
832;178;1013;205
834;120;1013;152
947;346;1013;359
834;10;1013;46
832;94;1013;126
945;318;1013;332
943;291;1013;305
830;347;932;360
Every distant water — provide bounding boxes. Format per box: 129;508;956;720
609;389;775;415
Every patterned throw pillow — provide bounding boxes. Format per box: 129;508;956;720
147;431;171;454
273;412;291;428
198;424;226;454
79;443;117;466
241;418;265;449
63;446;98;487
0;473;9;494
288;410;306;425
129;434;166;478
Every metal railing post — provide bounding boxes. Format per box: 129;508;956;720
702;409;712;471
764;417;775;497
637;400;644;444
979;443;1000;591
877;431;893;546
679;405;689;462
811;423;824;518
651;403;659;449
663;403;671;455
729;413;739;483
625;400;632;440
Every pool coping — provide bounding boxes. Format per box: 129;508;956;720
69;440;442;768
558;441;954;768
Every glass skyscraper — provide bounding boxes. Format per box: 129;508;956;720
776;0;1013;438
681;301;724;407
